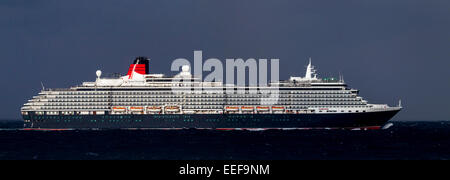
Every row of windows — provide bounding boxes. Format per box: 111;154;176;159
46;98;361;103
51;93;358;99
225;102;366;106
45;103;109;106
40;99;366;107
46;97;360;104
183;105;223;109
31;117;329;123
39;99;368;107
289;106;368;108
230;98;360;102
40;106;108;110
32;116;144;123
56;89;354;96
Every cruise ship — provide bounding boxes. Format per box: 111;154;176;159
21;57;401;129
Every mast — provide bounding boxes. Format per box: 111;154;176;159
304;57;317;80
304;57;312;79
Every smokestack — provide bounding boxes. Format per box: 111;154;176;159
127;56;150;76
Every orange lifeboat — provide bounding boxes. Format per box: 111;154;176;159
271;106;285;111
147;106;162;112
241;106;254;111
165;106;180;112
225;106;239;111
256;106;270;111
130;107;144;112
112;106;126;112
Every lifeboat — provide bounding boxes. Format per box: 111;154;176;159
256;106;270;111
225;106;239;111
241;106;254;111
165;106;180;112
130;107;144;112
112;107;126;112
271;106;285;111
147;106;162;112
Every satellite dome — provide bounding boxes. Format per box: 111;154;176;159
96;70;102;78
182;65;190;72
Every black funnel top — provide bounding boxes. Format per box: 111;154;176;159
133;56;150;74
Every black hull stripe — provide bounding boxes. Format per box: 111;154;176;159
23;110;400;129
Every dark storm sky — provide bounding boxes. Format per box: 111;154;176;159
1;0;449;120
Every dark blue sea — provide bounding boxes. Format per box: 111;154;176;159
0;120;449;160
